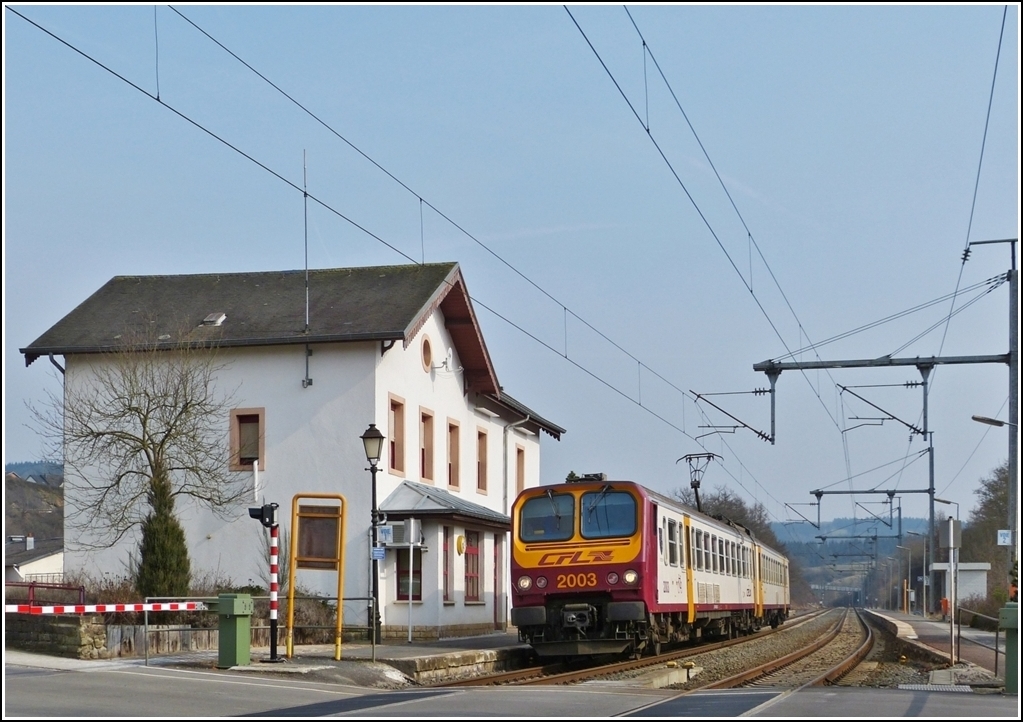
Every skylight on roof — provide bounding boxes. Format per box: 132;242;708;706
201;312;227;327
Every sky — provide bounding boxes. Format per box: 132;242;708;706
3;5;1019;550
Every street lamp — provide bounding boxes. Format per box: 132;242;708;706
971;414;1017;429
934;496;959;522
361;423;385;644
971;413;1018;600
908;531;927;617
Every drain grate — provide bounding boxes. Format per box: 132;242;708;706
898;684;974;693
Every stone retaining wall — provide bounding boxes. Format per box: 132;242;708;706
5;614;108;659
5;615;272;659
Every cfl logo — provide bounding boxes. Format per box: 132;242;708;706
537;550;615;566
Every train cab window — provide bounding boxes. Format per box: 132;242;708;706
667;520;678;567
519;493;574;542
694;530;702;571
581;489;636;539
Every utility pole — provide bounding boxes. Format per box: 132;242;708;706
966;239;1018;590
755;351;1009;613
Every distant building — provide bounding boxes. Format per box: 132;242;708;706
5;536;64;583
21;262;563;638
930;562;992;603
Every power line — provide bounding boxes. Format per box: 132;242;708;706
565;6;846;439
7;5;709;464
166;6;689;397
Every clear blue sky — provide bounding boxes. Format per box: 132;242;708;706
4;6;1019;544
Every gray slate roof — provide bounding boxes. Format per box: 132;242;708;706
380;480;510;530
4;538;64;567
21;261;564;438
24;263;456;355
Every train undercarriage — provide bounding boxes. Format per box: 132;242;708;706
513;595;788;658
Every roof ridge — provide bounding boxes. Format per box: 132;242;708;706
108;262;459;282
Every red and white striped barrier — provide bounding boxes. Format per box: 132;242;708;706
270;525;279;623
5;601;207;615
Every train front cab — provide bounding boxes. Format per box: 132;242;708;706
510;482;651;657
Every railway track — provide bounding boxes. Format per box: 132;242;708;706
435;609;832;688
702;607;872;689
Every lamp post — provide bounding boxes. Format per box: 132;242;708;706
897;545;911;613
908;531;927;617
885;558;894;610
935;496;960;620
936;498;960;666
361;423;385;644
971;413;1018;597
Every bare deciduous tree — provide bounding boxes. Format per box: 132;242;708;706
33;331;250;551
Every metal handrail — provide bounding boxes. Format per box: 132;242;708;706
4;581;86;606
140;593;377;665
957;606;1001;676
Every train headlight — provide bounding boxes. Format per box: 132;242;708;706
536;576;548;589
606;572;619;585
517;576;532;591
623;569;639;585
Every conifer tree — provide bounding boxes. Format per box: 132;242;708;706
136;473;191;598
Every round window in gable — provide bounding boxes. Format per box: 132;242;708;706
422;335;433;372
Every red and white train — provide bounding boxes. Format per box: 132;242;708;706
510;476;790;657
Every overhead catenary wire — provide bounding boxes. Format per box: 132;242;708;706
566;6;845;437
607;6;1013;522
937;6;1008;362
10;7;999;527
166;5;693;404
6;4;702;452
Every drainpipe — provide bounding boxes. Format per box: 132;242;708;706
503;415;530;516
502;413;530;631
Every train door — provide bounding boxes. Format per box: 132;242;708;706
752;544;764;619
683;515;695;623
655;504;663;605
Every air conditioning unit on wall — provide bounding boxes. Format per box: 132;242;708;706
380;518;426;549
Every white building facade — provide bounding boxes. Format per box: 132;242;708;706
22;262;563;639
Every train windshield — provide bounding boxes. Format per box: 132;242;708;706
519;492;575;542
581;489;636;539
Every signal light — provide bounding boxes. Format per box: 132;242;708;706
248;503;278;528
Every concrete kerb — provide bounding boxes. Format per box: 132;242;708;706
862;609;1005;690
863;609;951;667
382;647;534;685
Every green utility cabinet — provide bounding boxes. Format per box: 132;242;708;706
216;593;254;668
999;601;1017;694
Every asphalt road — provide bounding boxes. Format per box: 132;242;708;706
5;651;1018;718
